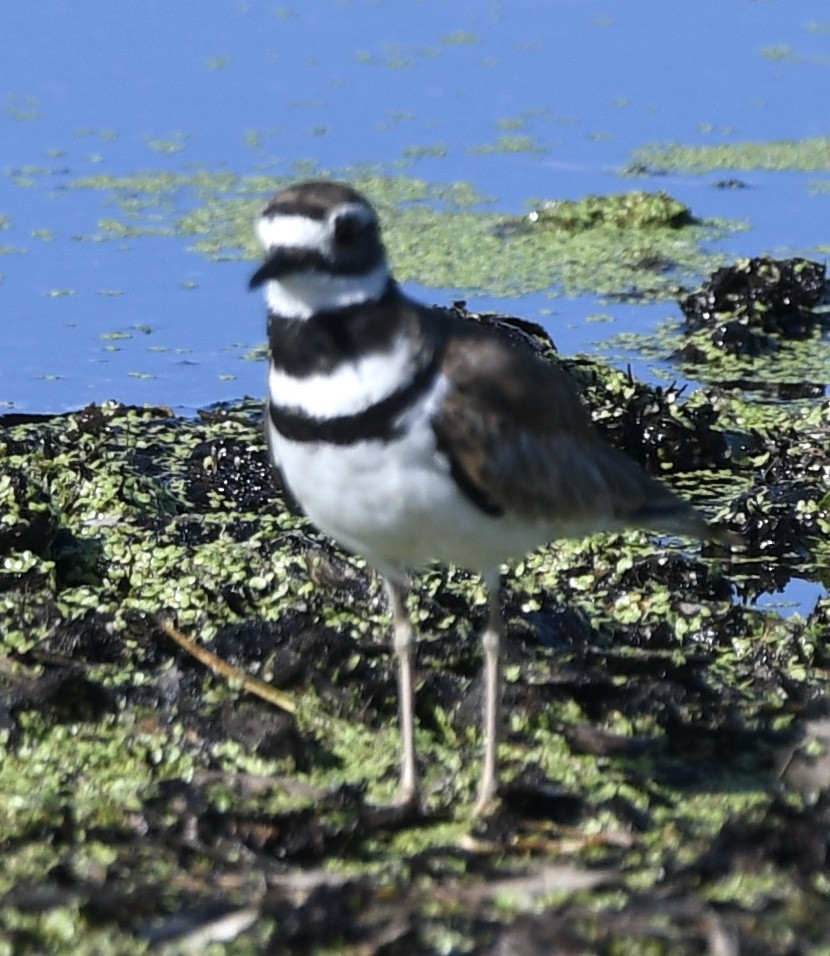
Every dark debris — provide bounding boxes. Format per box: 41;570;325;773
679;256;829;357
1;349;828;951
724;422;830;572
185;434;277;513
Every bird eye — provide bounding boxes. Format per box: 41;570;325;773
333;213;361;248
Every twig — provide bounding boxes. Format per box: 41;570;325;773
155;616;297;714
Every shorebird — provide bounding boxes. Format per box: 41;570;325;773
250;180;721;814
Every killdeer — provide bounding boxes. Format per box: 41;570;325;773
250;180;721;815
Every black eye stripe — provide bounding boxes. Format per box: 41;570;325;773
334;214;363;246
269;247;383;277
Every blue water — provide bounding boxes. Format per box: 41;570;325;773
1;0;829;412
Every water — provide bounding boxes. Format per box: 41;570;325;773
2;0;828;412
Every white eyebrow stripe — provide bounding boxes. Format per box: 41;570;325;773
256;201;375;252
256;214;328;252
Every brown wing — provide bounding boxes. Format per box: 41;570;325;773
431;328;712;539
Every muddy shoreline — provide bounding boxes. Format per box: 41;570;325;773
2;293;830;952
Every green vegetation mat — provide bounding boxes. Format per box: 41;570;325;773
3;300;830;951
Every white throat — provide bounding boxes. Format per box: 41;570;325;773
265;262;390;320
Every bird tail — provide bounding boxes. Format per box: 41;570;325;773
628;499;736;545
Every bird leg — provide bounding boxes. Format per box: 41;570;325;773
384;578;419;807
473;571;504;816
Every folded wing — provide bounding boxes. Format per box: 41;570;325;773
432;331;713;540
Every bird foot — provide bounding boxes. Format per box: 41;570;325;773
472;783;500;818
362;787;424;829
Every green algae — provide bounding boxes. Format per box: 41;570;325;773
760;43;828;65
522;190;694;230
144;131;189;155
5;94;43;122
467;135;546;155
401;143;449;159
609;316;830;391
2;335;829;948
628;137;830;174
441;31;481;46
69;170;737;300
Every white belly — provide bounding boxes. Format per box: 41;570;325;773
267;410;550;581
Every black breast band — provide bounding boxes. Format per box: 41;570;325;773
268;356;439;446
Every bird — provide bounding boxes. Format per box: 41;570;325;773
249;180;723;816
